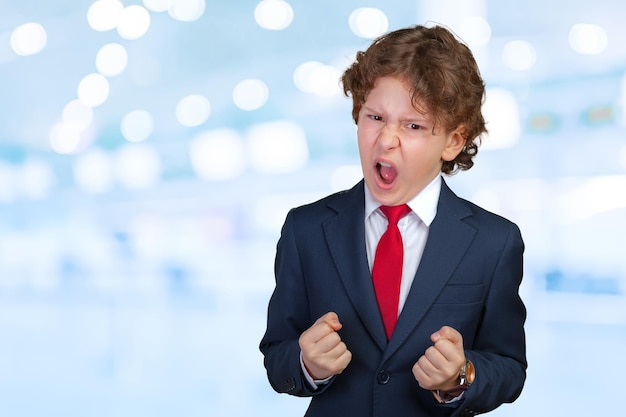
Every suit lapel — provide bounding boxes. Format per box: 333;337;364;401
383;180;477;362
323;181;388;351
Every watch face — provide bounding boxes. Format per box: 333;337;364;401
465;360;475;384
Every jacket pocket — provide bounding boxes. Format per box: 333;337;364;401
433;284;485;304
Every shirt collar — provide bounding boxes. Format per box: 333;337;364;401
364;175;441;226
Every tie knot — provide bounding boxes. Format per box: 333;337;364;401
380;204;411;225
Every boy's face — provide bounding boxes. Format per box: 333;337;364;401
357;76;464;206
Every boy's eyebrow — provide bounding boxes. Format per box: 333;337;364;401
362;104;432;122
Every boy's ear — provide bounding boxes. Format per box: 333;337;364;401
442;126;467;161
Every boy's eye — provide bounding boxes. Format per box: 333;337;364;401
369;114;383;121
407;123;422;130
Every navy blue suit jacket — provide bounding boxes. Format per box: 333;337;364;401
260;180;527;417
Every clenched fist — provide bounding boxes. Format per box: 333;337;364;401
299;312;352;380
412;326;466;391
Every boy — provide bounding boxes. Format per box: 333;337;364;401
260;24;526;417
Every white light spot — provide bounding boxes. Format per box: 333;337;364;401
502;40;536;71
20;159;55;200
87;0;124;32
190;129;246;181
233;79;269;111
96;43;128;77
176;94;210;127
78;73;110;107
62;99;94;131
117;5;151;40
121;110;154;142
50;123;86;154
168;0;206;22
569;23;608;55
255;0;294;31
348;8;388;39
115;144;161;189
481;88;520;150
246;120;309;174
10;22;47;56
293;61;341;97
143;0;169;12
74;149;114;193
458;16;491;48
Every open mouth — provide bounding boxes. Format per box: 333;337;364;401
377;161;398;185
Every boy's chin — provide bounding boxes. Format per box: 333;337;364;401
366;180;404;205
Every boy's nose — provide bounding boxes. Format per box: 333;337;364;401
378;124;400;149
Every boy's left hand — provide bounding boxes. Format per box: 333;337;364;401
411;326;466;391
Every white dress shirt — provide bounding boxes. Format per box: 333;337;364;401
363;175;441;315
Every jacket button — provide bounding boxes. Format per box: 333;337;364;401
377;370;390;384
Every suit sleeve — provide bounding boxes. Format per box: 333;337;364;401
259;209;333;397
455;223;527;416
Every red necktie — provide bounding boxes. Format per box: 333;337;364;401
372;204;411;340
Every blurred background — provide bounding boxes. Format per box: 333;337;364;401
0;0;624;415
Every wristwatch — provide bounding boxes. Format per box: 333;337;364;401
433;359;475;403
459;359;475;388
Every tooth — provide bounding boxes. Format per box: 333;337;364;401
379;162;391;167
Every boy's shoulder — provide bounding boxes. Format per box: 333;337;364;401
456;195;521;237
297;181;362;210
440;181;521;235
289;181;364;222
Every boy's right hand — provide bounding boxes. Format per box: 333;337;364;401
299;312;352;380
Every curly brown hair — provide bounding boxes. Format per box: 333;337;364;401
341;25;487;174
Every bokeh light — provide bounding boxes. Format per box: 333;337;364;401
74;149;114;193
96;43;128;77
143;0;169;12
87;0;124;32
50;123;87;154
569;23;608;55
115;144;162;189
190;129;246;181
176;94;211;127
233;79;269;111
20;159;55;200
117;5;151;40
246;120;309;174
168;0;206;22
348;7;388;39
77;73;110;107
121;110;154;143
254;0;294;30
10;22;47;56
481;88;521;149
502;40;536;71
293;61;342;97
458;16;491;48
62;99;94;131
